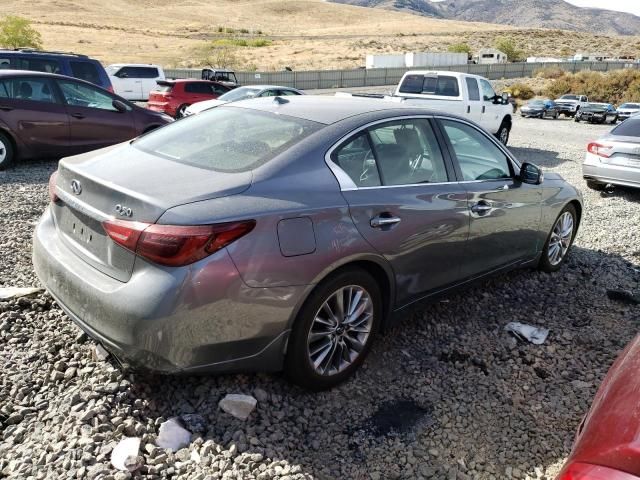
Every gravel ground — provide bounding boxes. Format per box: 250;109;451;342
1;116;640;480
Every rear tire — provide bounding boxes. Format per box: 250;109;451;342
586;179;605;191
0;131;15;171
285;267;382;390
538;204;577;273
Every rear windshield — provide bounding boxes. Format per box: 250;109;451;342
611;118;640;137
133;107;323;172
560;95;579;100
154;84;173;93
399;75;460;96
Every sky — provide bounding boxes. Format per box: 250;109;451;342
554;0;640;15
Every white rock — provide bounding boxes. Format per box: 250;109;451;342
0;287;43;300
190;450;201;464
156;417;191;452
93;344;109;362
219;394;257;421
111;437;141;471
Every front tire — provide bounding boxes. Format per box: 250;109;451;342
538;204;577;273
496;121;510;146
0;131;15;171
285;268;382;390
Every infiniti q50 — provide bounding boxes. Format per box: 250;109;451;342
33;96;582;389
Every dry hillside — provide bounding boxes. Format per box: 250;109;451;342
2;0;639;70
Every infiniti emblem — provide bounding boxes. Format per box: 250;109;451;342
70;179;82;195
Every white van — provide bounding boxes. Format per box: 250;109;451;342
106;64;165;101
394;71;513;144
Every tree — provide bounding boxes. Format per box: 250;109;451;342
494;37;524;62
448;42;472;55
0;15;43;50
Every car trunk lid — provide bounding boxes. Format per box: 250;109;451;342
52;143;252;282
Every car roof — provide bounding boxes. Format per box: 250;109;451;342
225;95;457;125
0;49;90;59
108;63;161;68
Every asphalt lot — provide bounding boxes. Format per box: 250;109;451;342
1;113;639;480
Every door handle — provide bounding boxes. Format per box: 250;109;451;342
467;105;471;114
370;215;401;228
482;106;486;114
0;105;13;111
70;113;85;119
470;201;492;215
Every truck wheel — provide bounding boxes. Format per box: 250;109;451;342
496;121;510;146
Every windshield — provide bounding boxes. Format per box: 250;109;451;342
133;107;323;172
560;95;579;101
620;103;640;109
585;103;607;110
218;86;262;102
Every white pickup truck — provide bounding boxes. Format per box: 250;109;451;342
393;71;513;145
338;71;513;145
554;94;589;118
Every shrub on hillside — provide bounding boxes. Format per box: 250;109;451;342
543;69;640;103
505;82;535;100
534;67;566;79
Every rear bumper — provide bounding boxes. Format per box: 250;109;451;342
33;206;305;374
583;153;640;188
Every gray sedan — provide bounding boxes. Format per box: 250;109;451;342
183;85;304;116
583;117;640;190
33;96;583;389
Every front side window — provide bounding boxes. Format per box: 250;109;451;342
0;77;58;103
133;107;322;172
58;80;117;110
332;118;449;188
440;120;512;181
70;61;101;85
479;79;496;102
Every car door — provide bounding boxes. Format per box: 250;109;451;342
56;78;136;154
0;76;69;158
436;118;542;278
331;117;469;304
464;77;483;125
112;67;142;100
478;78;502;133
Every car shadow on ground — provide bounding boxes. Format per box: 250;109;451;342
508;146;570;170
596;185;640;203
129;245;640;479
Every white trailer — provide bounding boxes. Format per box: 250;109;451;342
365;54;406;69
404;52;467;68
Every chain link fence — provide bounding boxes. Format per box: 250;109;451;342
164;61;639;90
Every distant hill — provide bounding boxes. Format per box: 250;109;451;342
330;0;640;36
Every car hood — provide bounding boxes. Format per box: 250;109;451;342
569;334;640;476
186;99;229;115
57;142;252;223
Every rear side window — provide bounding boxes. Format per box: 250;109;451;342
185;82;214;94
398;75;459;97
133;107;322;172
612;118;640;137
15;57;61;74
0;58;10;70
0;77;58;103
70;61;101;85
465;78;480;101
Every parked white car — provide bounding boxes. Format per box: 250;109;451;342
106;64;165;101
183;85;304;116
392;71;514;144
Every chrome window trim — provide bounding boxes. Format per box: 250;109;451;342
325;114;445;191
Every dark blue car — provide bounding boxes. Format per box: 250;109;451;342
0;49;112;91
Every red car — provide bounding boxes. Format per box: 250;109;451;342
147;79;231;118
557;334;640;479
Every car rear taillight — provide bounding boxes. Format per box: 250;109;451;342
587;142;613;158
557;462;640;479
48;170;59;203
102;219;255;267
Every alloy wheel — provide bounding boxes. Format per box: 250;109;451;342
0;139;6;163
499;126;509;145
548;211;574;266
307;285;374;376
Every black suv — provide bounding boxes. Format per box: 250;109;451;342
0;49;112;91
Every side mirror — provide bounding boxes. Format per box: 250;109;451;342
502;92;509;103
520;162;543;185
112;99;128;113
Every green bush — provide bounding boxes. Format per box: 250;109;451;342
494;37;525;62
211;38;271;48
543;69;640;103
448;42;471;54
0;15;42;49
534;67;566;79
505;82;535;100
